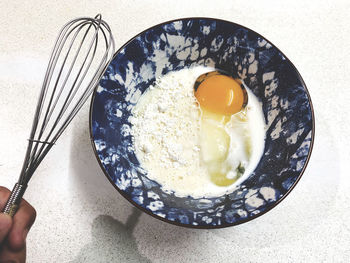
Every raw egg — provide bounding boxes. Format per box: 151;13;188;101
195;71;250;187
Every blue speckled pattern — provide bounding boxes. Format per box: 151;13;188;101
90;18;314;228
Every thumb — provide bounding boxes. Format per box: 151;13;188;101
0;213;12;243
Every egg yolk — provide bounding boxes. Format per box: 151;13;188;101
195;74;246;116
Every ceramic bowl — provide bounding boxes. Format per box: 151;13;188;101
90;18;314;228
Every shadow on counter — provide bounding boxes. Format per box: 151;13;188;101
70;208;150;263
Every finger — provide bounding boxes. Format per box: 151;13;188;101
0;186;11;210
0;242;26;263
0;213;12;244
0;187;13;244
7;198;36;251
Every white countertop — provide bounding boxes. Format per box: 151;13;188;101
1;0;349;262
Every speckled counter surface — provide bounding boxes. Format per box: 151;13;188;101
0;0;349;262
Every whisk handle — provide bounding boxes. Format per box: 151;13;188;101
2;183;27;217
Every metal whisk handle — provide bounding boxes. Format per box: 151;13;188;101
2;183;27;217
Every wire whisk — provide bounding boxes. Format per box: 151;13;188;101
2;14;115;216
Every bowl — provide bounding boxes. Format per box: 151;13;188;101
90;18;314;228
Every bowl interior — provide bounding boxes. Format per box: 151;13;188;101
90;18;314;228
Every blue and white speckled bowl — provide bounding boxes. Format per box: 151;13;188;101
90;18;314;228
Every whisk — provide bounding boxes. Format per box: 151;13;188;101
2;14;115;216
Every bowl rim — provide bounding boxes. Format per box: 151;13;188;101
89;17;315;229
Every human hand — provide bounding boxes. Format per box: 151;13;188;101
0;186;36;263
